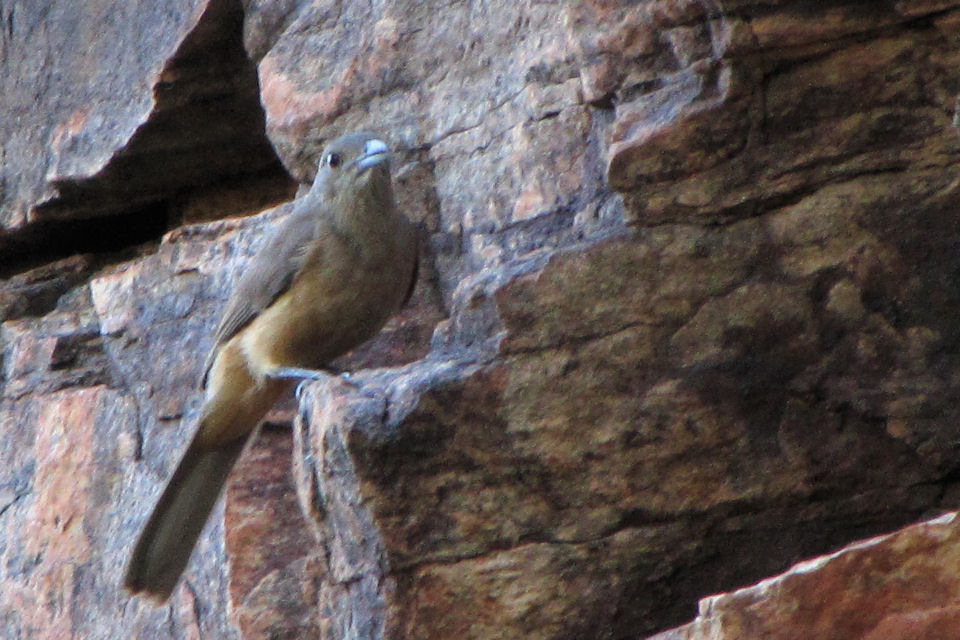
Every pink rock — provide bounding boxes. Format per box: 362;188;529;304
652;513;960;640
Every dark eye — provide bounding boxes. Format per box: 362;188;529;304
325;152;342;168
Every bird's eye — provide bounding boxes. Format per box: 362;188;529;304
325;152;342;168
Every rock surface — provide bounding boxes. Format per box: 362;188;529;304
651;512;960;640
0;0;294;274
2;0;960;639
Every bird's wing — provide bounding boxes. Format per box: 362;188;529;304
202;204;320;384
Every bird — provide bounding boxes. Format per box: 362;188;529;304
124;132;419;601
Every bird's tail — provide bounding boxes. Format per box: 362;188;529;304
123;429;249;602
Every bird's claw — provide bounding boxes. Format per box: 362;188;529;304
295;380;310;402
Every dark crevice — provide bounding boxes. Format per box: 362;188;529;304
0;202;169;281
586;93;615;110
0;0;296;279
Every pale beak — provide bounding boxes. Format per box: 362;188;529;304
354;139;391;172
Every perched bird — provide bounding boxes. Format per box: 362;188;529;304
124;132;418;601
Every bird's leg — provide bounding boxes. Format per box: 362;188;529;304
265;365;358;401
266;365;340;381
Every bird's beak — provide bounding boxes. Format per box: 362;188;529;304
354;139;391;172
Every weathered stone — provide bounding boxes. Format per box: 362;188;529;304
651;513;960;640
226;424;323;639
0;255;95;322
606;3;960;226
0;383;240;640
295;221;954;636
254;0;611;249
4;0;960;638
0;0;294;272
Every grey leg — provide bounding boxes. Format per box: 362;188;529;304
267;366;335;381
268;365;357;399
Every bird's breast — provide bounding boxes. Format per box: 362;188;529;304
238;227;413;377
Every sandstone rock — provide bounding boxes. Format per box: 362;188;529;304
606;3;960;226
3;0;960;638
0;255;95;321
225;424;324;639
0;0;294;271
651;512;960;640
293;226;952;637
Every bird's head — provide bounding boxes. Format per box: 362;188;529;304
310;132;393;203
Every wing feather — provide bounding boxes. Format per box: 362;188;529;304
202;204;321;384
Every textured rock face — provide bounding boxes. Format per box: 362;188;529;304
2;0;960;639
0;0;294;273
651;512;960;640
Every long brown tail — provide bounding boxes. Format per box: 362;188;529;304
123;431;249;601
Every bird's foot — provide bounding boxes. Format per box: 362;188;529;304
267;366;337;381
271;366;359;399
295;380;310;402
337;371;360;389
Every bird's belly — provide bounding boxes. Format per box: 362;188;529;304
239;260;400;376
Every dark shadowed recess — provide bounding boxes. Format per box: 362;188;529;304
0;0;295;279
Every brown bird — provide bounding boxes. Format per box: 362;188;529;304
124;132;418;601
